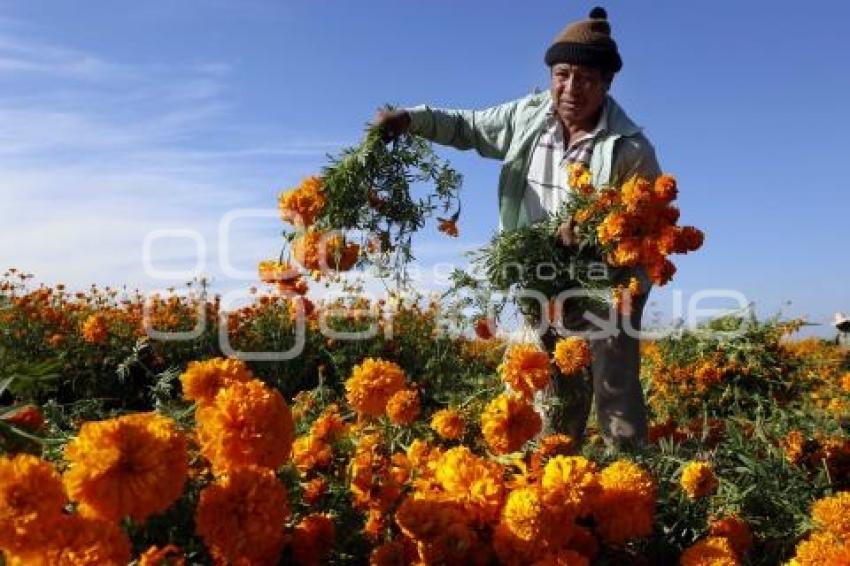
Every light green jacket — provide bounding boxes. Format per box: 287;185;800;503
407;90;661;231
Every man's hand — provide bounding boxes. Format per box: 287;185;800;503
373;108;411;143
556;218;578;248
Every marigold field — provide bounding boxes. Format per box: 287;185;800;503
2;269;850;565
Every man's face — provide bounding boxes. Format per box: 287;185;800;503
550;63;609;128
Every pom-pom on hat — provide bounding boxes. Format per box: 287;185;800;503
545;6;623;73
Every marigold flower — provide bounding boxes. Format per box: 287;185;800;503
302;477;328;506
679;536;740;566
0;454;67;553
292;230;359;272
481;393;542;455
291;513;335;566
788;531;850;566
840;372;850;393
63;412;188;523
654;174;678;202
498;343;551;399
258;260;308;295
386;387;420;425
138;544;186;566
437;217;459;237
310;404;348;441
430;408;465;440
8;515;133;566
502;486;546;543
179;357;255;406
81;313;109;344
195;466;289;565
593;460;656;545
620;176;654;212
530;434;576;475
679;461;718;499
709;515;752;557
345;358;407;418
531;549;590;566
567;163;593;193
291;435;334;474
811;491;850;539
196;379;295;472
553;337;592;376
369;539;411;566
541;455;600;517
278;175;327;228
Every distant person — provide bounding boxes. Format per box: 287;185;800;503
835;312;850;347
374;7;660;448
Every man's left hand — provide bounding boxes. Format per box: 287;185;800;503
556;218;578;248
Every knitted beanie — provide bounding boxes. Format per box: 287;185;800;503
544;6;622;73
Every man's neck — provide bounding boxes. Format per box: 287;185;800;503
561;106;604;146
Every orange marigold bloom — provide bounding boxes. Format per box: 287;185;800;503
0;454;67;553
840;372;850;393
386;388;421;425
278;175;327;228
138;544;186;566
498;343;551;399
811;491;850;539
531;549;591;566
610;238;642;267
553;336;592;376
788;531;850;566
647;257;677;286
709;515;752;558
481;393;542;455
81;312;109;344
653;174;678;203
63;412;188;523
679;536;740;566
310;404;348;442
179;357;255;406
369;539;411;566
593;460;656;545
196;379;295;472
8;515;132;566
290;513;335;566
502;486;549;543
302;477;328;506
567;163;593;193
430;408;465;440
437;217;459;237
679;461;718;499
292;230;359;272
345;358;406;418
258;260;308;295
541;455;600;517
434;446;505;522
291;435;333;474
195;466;289;565
530;434;576;475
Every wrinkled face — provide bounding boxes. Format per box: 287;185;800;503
550;63;609;128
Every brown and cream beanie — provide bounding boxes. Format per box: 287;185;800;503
544;6;623;73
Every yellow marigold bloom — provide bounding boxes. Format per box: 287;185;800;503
811;491;850;539
679;536;740;566
63;412;188;523
553;337;592;376
196;379;295;472
593;460;656;545
81;312;109;344
783;430;806;465
291;513;335;566
257;260;308;295
679;461;718;499
430;408;465;440
138;544;185;566
195;466;288;565
541;455;600;517
386;387;420;425
620;175;654;212
709;515;752;558
567;162;593;193
179;357;255;406
278;175;327;228
530;434;576;475
481;393;542;455
841;372;850;393
596;212;631;244
498;343;551;399
787;532;850;566
345;358;406;418
502;486;545;543
0;454;67;553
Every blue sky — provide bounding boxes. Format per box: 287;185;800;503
0;0;848;335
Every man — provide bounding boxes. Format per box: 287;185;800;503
376;7;660;447
835;312;850;348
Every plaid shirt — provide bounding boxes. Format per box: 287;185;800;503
523;106;605;223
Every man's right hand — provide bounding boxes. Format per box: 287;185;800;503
373;108;411;143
